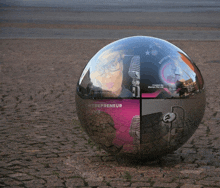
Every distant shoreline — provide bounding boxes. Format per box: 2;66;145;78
1;23;219;31
1;0;220;13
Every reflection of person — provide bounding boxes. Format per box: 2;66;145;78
167;64;180;83
129;115;140;152
90;50;132;98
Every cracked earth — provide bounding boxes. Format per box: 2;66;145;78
0;39;220;188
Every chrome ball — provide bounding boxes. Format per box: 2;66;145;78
75;36;206;160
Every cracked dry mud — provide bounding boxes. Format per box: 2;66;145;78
0;39;220;188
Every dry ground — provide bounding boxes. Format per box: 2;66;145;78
0;39;220;187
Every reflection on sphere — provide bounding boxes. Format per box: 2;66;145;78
75;36;206;160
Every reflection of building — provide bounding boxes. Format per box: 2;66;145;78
177;78;196;96
129;115;140;152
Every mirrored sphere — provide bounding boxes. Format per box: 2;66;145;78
75;36;206;160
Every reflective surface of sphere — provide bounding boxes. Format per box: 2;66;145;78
75;36;206;159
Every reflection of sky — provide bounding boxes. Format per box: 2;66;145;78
178;60;196;81
79;62;91;85
161;55;196;84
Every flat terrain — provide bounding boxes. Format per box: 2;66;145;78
1;1;220;187
1;6;220;39
1;0;220;12
0;39;220;187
